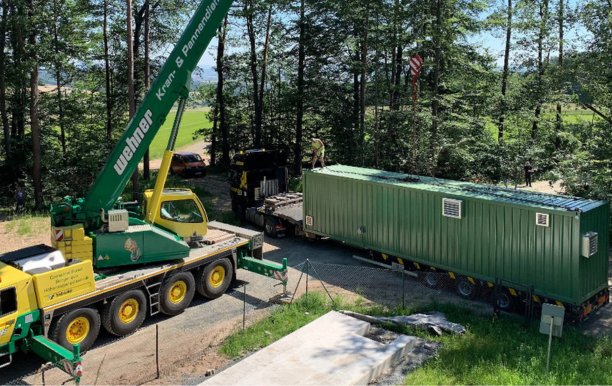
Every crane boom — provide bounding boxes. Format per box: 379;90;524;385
81;0;232;214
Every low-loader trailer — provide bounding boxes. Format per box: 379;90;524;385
231;151;610;323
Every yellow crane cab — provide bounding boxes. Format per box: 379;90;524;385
143;188;208;241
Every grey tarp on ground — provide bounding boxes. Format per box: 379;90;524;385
340;310;466;336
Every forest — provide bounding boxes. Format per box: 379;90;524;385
0;0;611;210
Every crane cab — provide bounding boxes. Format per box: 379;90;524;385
143;188;208;241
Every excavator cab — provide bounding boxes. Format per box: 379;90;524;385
143;189;208;240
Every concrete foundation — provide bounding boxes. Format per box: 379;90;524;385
201;311;416;385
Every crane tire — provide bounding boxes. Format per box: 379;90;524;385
101;289;147;336
159;272;196;316
196;259;233;299
50;308;101;352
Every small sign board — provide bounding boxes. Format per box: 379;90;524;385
540;303;564;338
391;262;404;272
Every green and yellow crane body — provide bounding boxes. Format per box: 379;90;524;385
0;0;288;381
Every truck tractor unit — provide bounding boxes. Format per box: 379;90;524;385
0;0;288;379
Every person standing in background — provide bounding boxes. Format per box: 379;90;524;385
311;138;326;169
14;186;25;212
524;161;533;187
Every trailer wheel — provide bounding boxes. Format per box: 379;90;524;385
264;218;277;238
50;308;101;352
422;272;440;289
456;278;476;299
159;272;196;315
496;291;515;312
196;259;234;299
101;289;147;336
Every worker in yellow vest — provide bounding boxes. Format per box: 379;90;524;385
311;138;326;169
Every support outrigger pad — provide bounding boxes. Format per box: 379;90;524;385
269;291;293;305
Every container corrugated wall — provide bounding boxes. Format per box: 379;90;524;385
579;202;610;300
303;170;609;305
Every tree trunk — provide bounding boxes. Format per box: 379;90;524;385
143;0;150;180
127;0;139;201
294;0;305;176
555;0;563;149
218;15;229;166
259;5;272;143
532;0;548;140
360;7;369;165
29;0;43;209
431;0;442;174
53;0;66;159
498;0;512;145
245;0;261;148
104;0;112;142
0;1;10;157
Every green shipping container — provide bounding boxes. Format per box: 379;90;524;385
303;165;610;306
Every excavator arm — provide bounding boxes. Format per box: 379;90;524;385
80;0;232;217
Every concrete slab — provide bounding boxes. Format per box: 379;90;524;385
201;311;416;386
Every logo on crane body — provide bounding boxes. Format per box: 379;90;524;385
114;110;154;176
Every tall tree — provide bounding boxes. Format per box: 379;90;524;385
143;0;151;180
28;0;43;209
104;0;112;142
294;0;305;175
0;1;9;157
127;0;139;200
531;0;549;139
554;0;563;149
498;0;512;145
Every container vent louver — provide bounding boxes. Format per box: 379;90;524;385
582;232;598;258
442;198;462;219
536;213;550;227
305;216;313;227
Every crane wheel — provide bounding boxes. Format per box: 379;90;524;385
50;308;101;352
102;289;147;336
159;272;196;315
196;259;233;299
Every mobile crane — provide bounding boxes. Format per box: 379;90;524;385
0;0;288;381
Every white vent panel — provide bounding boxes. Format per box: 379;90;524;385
442;198;462;219
582;232;598;258
536;213;550;227
108;209;129;233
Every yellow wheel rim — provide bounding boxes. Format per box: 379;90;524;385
66;316;90;344
209;266;226;288
118;299;139;324
169;281;187;304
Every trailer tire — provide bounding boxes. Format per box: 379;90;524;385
496;291;515;312
50;308;101;352
101;290;147;336
421;272;440;289
196;259;233;299
159;272;196;315
456;278;477;299
264;218;277;238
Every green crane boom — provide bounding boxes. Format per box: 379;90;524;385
81;0;231;215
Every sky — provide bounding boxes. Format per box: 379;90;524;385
195;0;585;71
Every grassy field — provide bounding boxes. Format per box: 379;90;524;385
220;293;612;385
148;107;212;159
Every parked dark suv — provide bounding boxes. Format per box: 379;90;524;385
170;152;207;178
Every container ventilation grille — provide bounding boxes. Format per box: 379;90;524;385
536;213;550;227
305;216;313;227
442;198;462;219
582;232;598;258
108;209;129;233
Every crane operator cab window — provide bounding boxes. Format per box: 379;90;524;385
0;287;17;317
160;199;203;223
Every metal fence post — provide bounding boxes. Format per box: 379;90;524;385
243;285;247;330
156;324;160;379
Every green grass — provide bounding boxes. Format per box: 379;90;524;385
4;215;48;237
219;293;612;385
148;108;212;159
